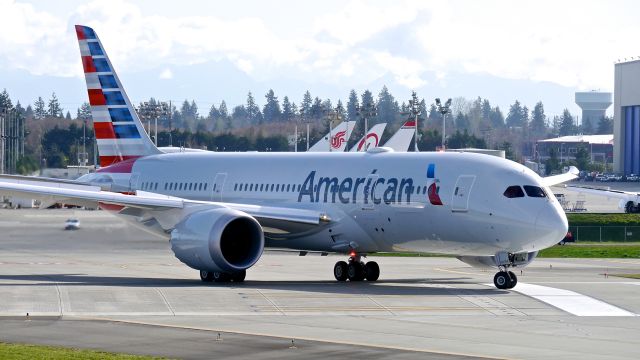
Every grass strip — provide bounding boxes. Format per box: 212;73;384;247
0;342;166;360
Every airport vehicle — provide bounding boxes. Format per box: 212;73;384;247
0;25;577;289
349;123;387;152
64;218;80;230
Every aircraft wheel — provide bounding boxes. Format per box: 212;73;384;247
213;272;231;283
493;271;511;289
365;261;380;281
199;270;214;282
347;262;366;281
231;270;246;282
334;261;348;281
507;271;518;289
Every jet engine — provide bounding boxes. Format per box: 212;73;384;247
456;251;538;269
170;208;264;273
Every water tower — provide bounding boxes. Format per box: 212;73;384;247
575;91;612;129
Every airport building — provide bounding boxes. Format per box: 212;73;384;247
614;60;640;174
536;134;613;164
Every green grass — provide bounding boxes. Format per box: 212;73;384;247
538;245;640;258
610;274;640;279
0;342;166;360
567;213;640;226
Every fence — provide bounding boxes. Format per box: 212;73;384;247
569;226;640;242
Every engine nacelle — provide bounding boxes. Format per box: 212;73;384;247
170;208;264;273
456;251;538;269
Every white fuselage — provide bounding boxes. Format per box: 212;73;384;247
100;150;567;257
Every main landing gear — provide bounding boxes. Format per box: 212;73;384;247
333;254;379;282
200;269;246;283
493;268;517;290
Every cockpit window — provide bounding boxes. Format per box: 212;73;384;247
524;185;546;198
503;186;525;198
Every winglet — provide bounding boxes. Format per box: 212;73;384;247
541;166;580;187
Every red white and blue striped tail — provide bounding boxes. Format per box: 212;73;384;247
75;25;160;168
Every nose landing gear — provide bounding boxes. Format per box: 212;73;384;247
493;268;517;289
333;254;379;282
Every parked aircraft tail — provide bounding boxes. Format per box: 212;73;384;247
382;120;416;152
75;25;160;167
307;121;356;152
349;123;387;152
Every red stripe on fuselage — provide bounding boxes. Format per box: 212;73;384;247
98;202;125;212
82;56;96;73
97;156;139;171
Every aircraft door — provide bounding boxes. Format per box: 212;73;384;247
129;173;140;193
211;173;227;201
451;175;475;212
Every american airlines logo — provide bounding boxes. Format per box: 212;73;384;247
331;131;347;149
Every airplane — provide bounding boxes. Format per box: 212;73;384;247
349;123;387;152
382;120;416;152
0;25;578;289
307;121;356;152
564;185;640;213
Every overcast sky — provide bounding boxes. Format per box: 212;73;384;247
1;0;636;117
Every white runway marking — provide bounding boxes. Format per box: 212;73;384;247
512;283;636;317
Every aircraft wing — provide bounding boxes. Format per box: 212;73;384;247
0;180;327;230
541;166;579;187
564;185;640;201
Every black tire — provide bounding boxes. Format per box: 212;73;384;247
231;270;246;282
334;261;348;281
347;262;365;281
493;272;510;289
213;272;231;283
200;270;214;282
365;261;380;281
507;271;518;289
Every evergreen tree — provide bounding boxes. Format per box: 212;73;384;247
455;112;471;131
77;102;92;120
25;105;34;119
309;97;323;120
376;85;398;125
282;96;294;122
65;111;72;120
0;88;13;111
361;90;374;109
34;96;46;120
335;100;345;118
219;101;232;131
559;109;575;136
505;100;524;128
574;147;591;171
581;116;594;135
489;106;504;128
246;92;262;124
263;89;281;122
481;99;492;123
597;116;613;134
300;91;312;120
14;101;25;116
47;92;63;118
346;90;359;122
530;102;546;139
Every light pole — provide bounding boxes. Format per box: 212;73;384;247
408;91;421;152
356;100;377;151
435;97;452;150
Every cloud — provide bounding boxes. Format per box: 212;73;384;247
159;68;173;79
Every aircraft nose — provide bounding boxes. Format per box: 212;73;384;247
535;204;568;249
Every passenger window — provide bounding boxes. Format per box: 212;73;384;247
297;185;301;191
204;183;207;191
270;184;274;192
503;186;525;198
287;184;291;192
260;184;264;191
524;185;546;198
276;184;280;192
155;183;158;190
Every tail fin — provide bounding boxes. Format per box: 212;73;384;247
75;25;160;167
350;123;387;152
307;121;356;152
382;120;416;152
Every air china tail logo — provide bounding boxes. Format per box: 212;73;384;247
427;163;443;205
357;133;380;151
331;130;347;149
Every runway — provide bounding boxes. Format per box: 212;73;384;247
1;209;640;359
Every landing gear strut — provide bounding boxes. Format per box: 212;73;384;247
333;254;379;282
493;267;518;290
200;269;246;283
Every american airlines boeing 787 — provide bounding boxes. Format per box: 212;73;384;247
0;26;577;289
